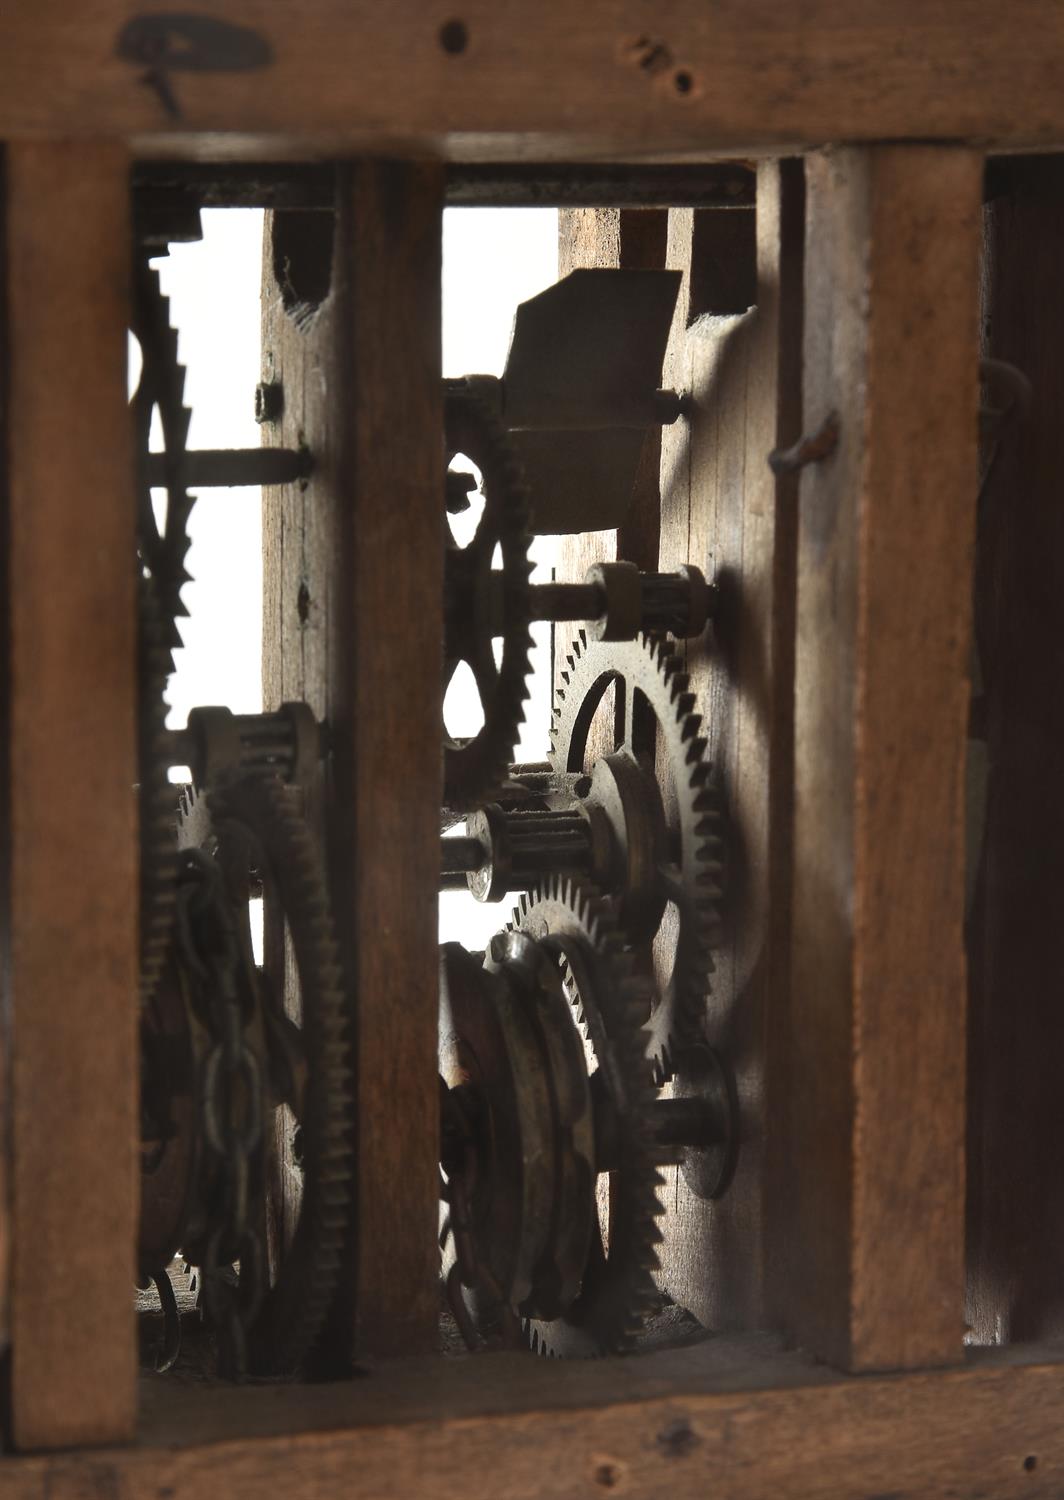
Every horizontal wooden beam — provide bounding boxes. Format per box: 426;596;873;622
4;1339;1064;1498
2;3;1064;155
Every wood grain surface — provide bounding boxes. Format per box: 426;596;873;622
2;4;1064;154
967;158;1064;1346
262;163;443;1362
779;147;982;1370
261;196;341;1337
654;164;802;1334
2;141;138;1448
7;1339;1064;1499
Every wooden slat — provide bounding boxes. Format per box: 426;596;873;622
967;159;1064;1344
653;165;802;1331
775;146;982;1371
340;161;443;1357
2;142;137;1448
263;163;443;1363
260;201;340;1305
2;4;1064;153
5;1340;1064;1498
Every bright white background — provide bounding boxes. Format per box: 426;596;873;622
154;205;558;949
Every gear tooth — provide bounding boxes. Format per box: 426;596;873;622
546;627;725;1104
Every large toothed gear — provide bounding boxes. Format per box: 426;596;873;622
443;391;533;810
132;259;194;658
549;631;726;1084
138;577;179;1008
512;876;664;1357
177;775;353;1375
134;259;194;1006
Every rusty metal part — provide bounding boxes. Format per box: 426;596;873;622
144;445;311;489
476;563;714;640
440;749;669;945
767;410;840;476
134;257;192;1008
439;940;591;1328
438;884;736;1355
443;391;533;810
449;270;681;535
550;632;726;1084
512;877;663;1357
174;777;353;1376
170;837;266;1379
167;702;321;789
132;161;755;214
487;929;598;1321
133;259;194;658
442;804;601;902
139;952;206;1277
150;1268;182;1373
668;1044;740;1203
117;15;273;121
138;577;180;1007
498;270;682;433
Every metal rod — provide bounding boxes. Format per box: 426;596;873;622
441;836;486;877
450;163;755;208
145;447;311;490
133;162;756;212
645;1097;724;1151
529;581;605;622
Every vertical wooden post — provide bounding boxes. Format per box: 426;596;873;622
776;147;982;1370
263;160;443;1362
967;160;1064;1345
2;142;137;1447
340;159;443;1358
652;166;802;1329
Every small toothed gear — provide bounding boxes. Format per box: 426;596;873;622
549;631;726;1084
176;775;354;1375
511;876;664;1357
443;390;533;810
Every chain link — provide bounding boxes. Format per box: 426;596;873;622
176;846;265;1379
